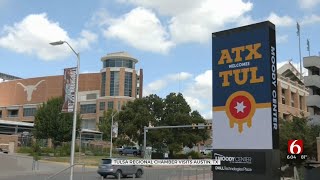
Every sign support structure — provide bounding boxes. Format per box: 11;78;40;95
212;21;280;180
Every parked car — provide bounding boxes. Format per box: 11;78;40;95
0;148;8;154
119;146;142;156
97;158;143;179
200;148;213;155
116;146;124;153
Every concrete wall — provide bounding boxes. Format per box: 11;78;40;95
304;75;320;89
0;134;18;153
307;95;320;109
303;56;320;69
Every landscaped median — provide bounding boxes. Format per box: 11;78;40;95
16;144;143;166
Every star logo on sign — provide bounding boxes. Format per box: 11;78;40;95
225;91;256;133
234;101;246;113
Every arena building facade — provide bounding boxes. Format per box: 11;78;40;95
0;52;143;138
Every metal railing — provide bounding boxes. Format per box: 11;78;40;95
45;163;85;180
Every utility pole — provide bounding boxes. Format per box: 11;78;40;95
307;39;310;56
110;111;118;157
297;22;302;80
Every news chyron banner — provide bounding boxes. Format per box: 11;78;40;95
62;67;77;113
212;21;279;179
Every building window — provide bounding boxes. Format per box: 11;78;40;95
81;119;96;130
0;110;2;118
101;72;106;97
86;93;97;100
23;108;36;117
110;71;119;96
299;96;303;110
314;107;320;115
124;72;132;97
118;101;121;111
103;59;135;69
312;87;320;96
291;92;295;107
8;109;19;117
281;89;286;104
108;101;114;109
100;102;105;111
283;114;290;121
80;104;96;114
99;117;104;124
311;68;319;75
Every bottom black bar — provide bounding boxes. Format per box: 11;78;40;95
212;149;280;180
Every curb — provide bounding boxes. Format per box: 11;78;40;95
0;170;97;179
39;160;98;169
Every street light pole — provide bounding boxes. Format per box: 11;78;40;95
79;130;82;162
110;111;118;157
50;40;79;180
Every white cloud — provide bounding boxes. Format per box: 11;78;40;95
277;34;288;44
168;0;253;43
144;71;193;95
236;15;256;27
184;96;206;112
118;0;198;16
112;0;253;48
298;0;320;9
167;72;193;81
183;70;212;116
267;12;295;27
0;13;97;61
144;70;212;117
87;8;111;27
81;70;98;74
203;111;212;120
301;14;320;25
147;79;168;92
277;61;288;69
185;70;212;99
103;7;174;54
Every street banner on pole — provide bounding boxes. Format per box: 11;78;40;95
112;122;118;138
62;67;77;112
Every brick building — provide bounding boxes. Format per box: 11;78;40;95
0;52;143;138
277;61;309;120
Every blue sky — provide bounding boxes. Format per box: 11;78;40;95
1;0;320;118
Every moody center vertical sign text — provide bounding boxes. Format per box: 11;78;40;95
212;21;279;179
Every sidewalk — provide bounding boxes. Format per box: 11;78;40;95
169;172;212;180
0;153;95;178
144;165;211;170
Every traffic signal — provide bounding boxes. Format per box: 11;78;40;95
192;123;196;129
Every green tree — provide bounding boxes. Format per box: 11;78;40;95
117;93;210;155
33;97;81;154
98;109;118;141
279;116;320;167
118;98;156;146
160;93;209;156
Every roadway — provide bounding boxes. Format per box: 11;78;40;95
0;168;212;180
0;154;212;180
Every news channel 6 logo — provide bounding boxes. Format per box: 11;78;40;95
287;140;307;160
